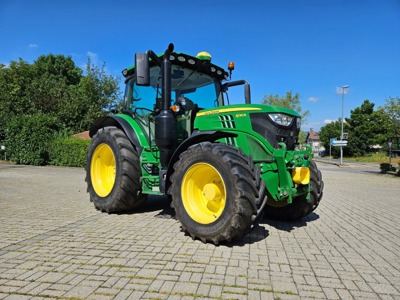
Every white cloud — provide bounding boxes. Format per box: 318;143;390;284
87;51;98;65
81;51;101;71
28;43;38;48
324;119;335;124
336;86;350;95
307;97;319;103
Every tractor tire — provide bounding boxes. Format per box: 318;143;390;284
264;160;323;221
85;126;146;213
170;142;258;244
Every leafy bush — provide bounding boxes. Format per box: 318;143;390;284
5;113;58;165
49;133;90;167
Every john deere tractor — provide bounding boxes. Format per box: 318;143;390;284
85;43;323;244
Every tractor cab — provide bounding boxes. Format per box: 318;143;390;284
122;51;227;115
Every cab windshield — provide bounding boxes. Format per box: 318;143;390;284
123;65;223;113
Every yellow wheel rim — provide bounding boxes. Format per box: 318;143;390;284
181;163;226;224
90;143;116;197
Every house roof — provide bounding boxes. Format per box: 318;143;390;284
73;131;91;140
307;131;321;141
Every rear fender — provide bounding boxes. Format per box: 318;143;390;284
89;115;149;154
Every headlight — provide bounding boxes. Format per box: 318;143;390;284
268;113;294;127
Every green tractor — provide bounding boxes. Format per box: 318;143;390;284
85;43;323;244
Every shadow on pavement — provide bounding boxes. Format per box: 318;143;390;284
260;212;320;232
114;195;175;218
242;225;270;245
362;170;383;174
112;195;320;245
122;195;272;246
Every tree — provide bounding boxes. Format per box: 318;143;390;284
320;119;348;157
30;54;82;114
261;91;310;124
0;59;37;141
35;54;81;86
57;59;121;132
346;100;393;156
383;96;400;137
320;99;395;158
0;54;122;165
0;55;121;135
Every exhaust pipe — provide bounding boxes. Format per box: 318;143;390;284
155;43;176;168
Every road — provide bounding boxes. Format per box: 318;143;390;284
0;162;399;299
314;157;384;172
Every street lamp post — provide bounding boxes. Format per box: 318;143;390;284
0;145;5;161
340;85;349;165
387;138;393;171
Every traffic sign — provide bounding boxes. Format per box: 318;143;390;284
332;140;348;146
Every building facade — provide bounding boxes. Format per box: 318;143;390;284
306;128;325;155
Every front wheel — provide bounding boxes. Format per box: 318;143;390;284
170;142;258;244
85;126;146;213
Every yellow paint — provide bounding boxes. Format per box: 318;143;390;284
90;143;116;197
292;167;310;185
196;51;212;61
235;113;247;118
196;107;261;117
181;163;226;224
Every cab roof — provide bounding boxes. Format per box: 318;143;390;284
122;52;229;81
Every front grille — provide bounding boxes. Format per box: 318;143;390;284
250;113;299;150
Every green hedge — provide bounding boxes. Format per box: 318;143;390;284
48;134;90;167
5;113;59;165
4;113;90;166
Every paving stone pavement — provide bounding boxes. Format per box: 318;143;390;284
0;163;399;300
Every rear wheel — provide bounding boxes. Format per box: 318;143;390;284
264;160;323;221
85;127;146;213
170;142;258;244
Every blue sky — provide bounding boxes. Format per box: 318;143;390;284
1;0;399;131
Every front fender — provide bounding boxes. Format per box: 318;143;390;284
165;130;237;192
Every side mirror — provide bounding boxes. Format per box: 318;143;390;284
135;53;150;86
